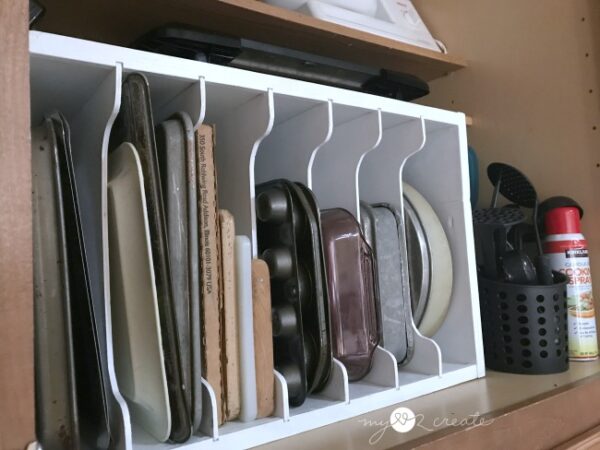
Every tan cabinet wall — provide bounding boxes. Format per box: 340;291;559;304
415;0;600;295
0;0;34;448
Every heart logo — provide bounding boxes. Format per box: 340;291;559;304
394;412;409;425
390;407;416;433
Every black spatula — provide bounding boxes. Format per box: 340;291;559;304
487;163;554;285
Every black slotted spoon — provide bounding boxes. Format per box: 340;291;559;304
487;163;554;285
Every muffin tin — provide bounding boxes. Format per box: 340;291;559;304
255;179;332;406
321;208;381;381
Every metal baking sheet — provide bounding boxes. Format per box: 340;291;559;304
156;117;192;423
33;119;80;449
110;73;191;442
50;111;110;447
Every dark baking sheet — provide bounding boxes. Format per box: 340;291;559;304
110;73;191;442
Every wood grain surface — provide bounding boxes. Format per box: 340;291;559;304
34;0;464;81
219;209;240;421
0;0;34;448
409;374;600;450
555;423;600;450
252;259;274;419
197;124;224;425
415;0;600;308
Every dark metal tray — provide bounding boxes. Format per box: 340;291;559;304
110;73;191;443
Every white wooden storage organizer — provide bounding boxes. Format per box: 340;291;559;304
30;31;485;449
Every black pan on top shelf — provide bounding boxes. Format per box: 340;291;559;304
134;26;430;101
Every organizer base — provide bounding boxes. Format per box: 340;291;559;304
132;364;479;449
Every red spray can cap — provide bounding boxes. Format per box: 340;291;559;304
545;206;581;234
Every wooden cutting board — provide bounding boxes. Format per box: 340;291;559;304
196;123;224;425
252;259;275;418
219;209;240;421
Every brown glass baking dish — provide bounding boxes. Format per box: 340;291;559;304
320;208;380;381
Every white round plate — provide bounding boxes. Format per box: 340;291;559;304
403;183;453;338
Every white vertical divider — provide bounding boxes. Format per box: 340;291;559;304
147;73;224;438
254;98;349;407
362;347;399;388
273;370;290;421
310;108;382;221
210;88;292;419
200;378;219;439
69;63;132;450
155;76;206;130
317;359;350;404
403;123;481;374
404;333;443;377
359;117;443;378
255;100;332;186
310;107;403;390
214;90;274;258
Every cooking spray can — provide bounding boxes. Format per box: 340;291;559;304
544;206;598;361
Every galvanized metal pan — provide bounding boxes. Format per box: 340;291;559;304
173;111;203;431
156;117;192;425
360;202;414;365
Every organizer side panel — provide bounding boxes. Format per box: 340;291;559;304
359;117;444;378
311;108;382;218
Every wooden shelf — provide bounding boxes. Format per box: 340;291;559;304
257;362;600;449
36;0;466;81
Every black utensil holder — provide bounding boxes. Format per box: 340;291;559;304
479;272;569;374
